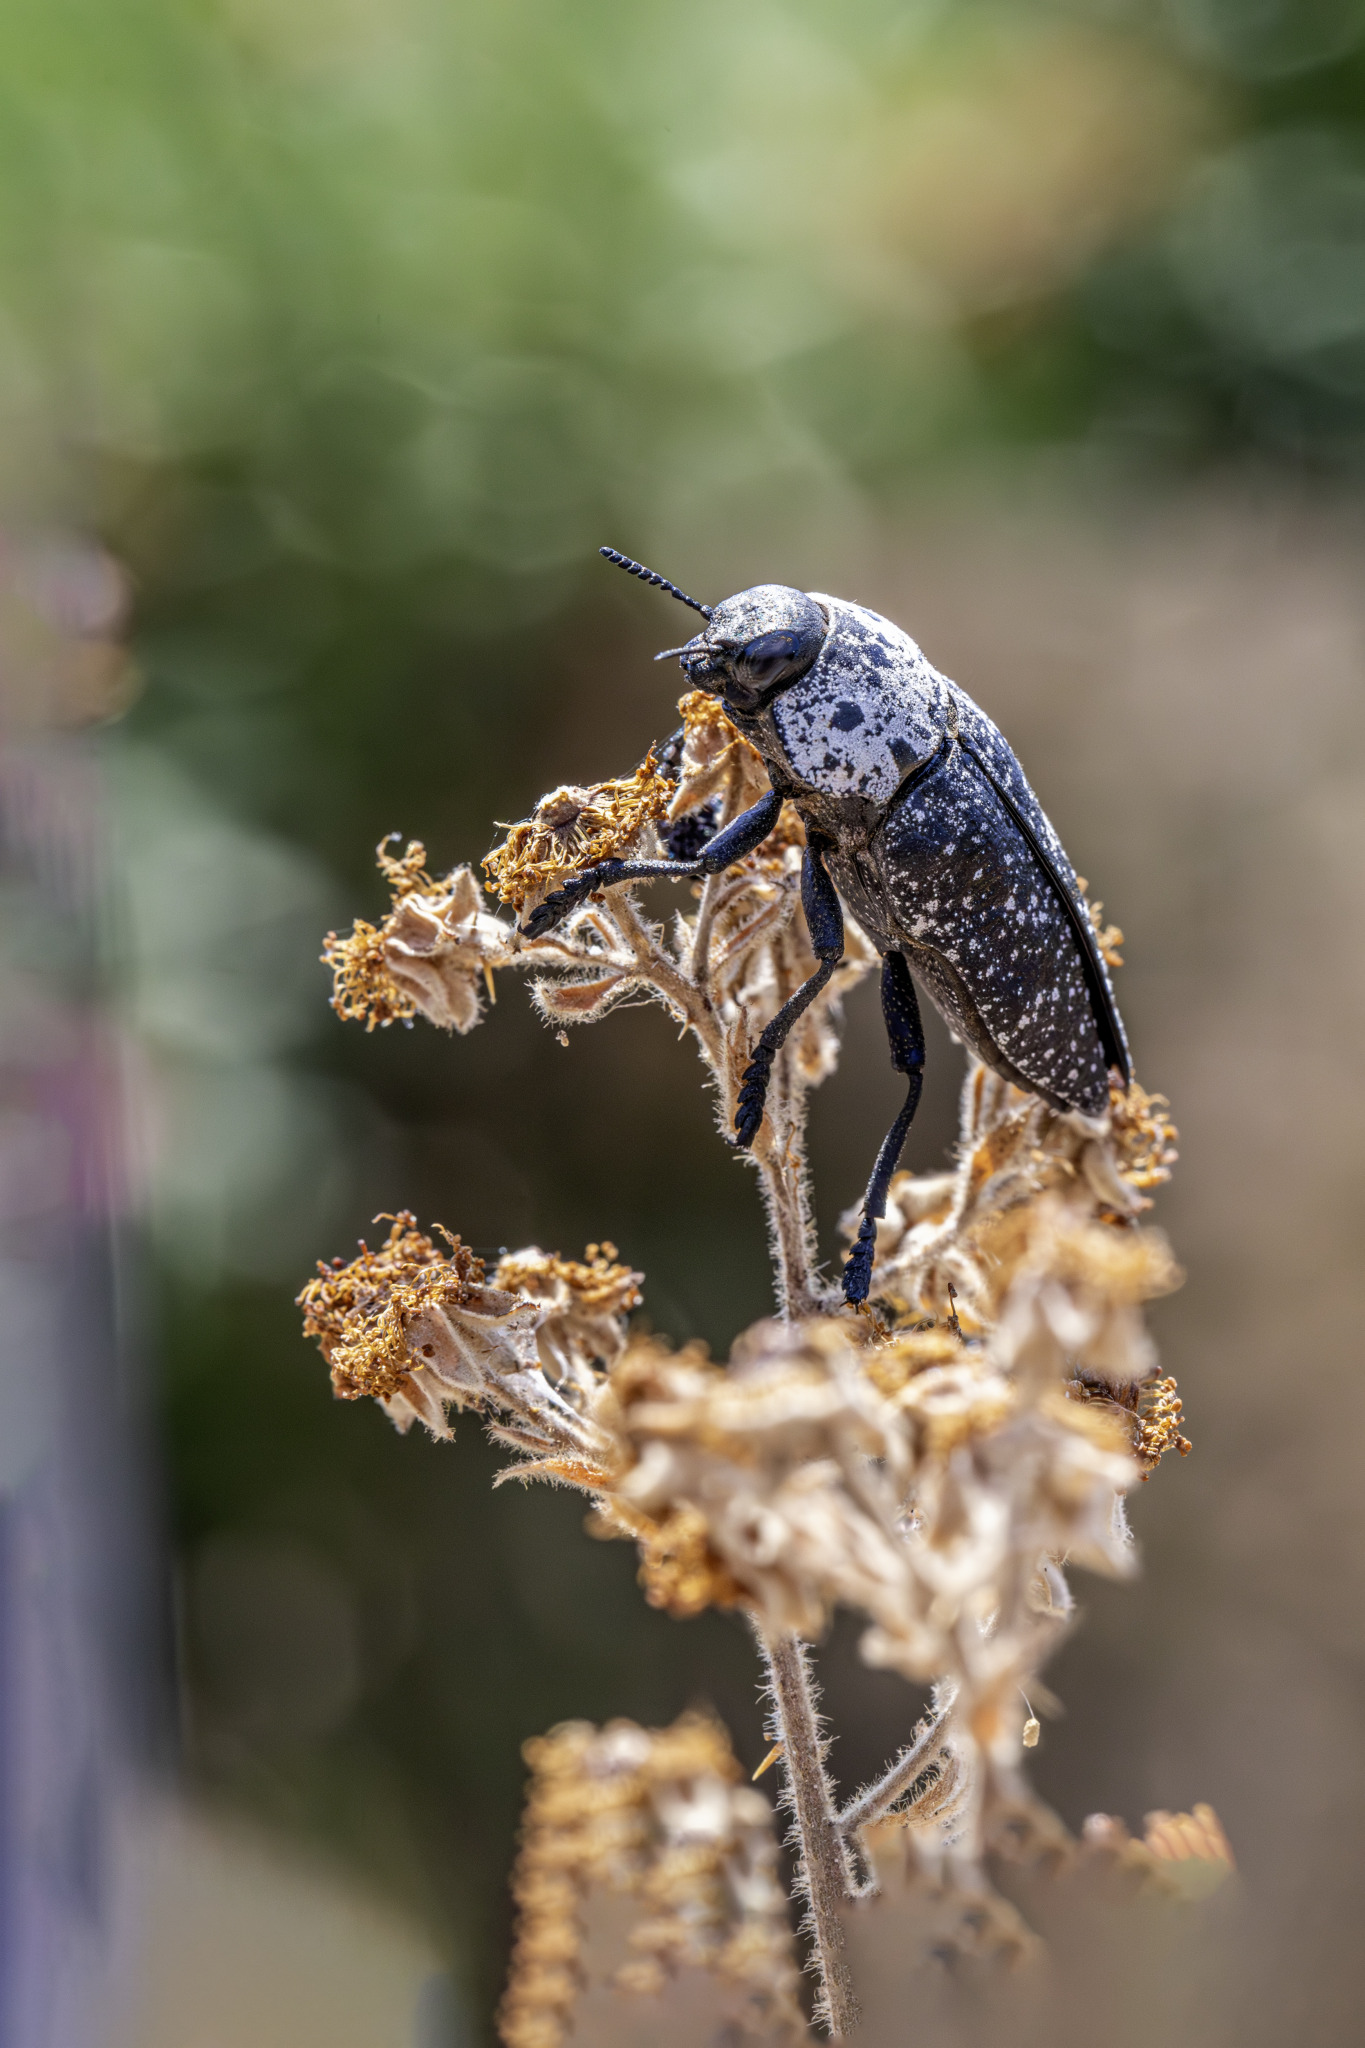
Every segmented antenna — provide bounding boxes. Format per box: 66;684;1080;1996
599;546;713;619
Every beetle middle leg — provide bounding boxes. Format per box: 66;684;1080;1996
733;840;844;1148
842;951;925;1306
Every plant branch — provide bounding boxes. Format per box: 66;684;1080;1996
609;888;726;1066
836;1691;955;1837
760;1629;860;2039
751;1057;823;1320
689;868;722;984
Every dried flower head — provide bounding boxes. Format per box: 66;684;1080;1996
492;1241;640;1317
1108;1075;1180;1190
323;912;414;1031
492;1243;643;1385
296;1211;486;1402
297;1215;629;1452
629;1502;750;1619
323;837;515;1033
845;1064;1182;1333
499;1711;804;2048
483;758;673;915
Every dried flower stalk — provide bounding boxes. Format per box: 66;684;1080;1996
302;692;1220;2039
759;1632;859;2036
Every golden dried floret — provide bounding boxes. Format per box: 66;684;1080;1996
1136;1374;1192;1476
981;1202;1182;1307
1109;1076;1180;1189
1075;876;1124;969
493;1242;642;1319
635;1505;748;1619
492;1241;644;1386
376;836;436;895
323;836;436;1030
896;1358;1018;1459
861;1325;966;1398
483;757;673;913
324;915;415;1030
297;1212;484;1402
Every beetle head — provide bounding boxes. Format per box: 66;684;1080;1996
668;585;829;714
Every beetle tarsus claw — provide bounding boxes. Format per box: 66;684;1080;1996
521;892;569;940
842;1218;877;1305
733;1045;775;1149
733;1108;762;1148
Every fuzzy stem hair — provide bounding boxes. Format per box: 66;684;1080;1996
759;1627;860;2038
836;1685;956;1837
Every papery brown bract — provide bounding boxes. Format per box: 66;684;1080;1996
669;688;771;822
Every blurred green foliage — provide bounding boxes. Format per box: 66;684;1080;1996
1;0;1363;2031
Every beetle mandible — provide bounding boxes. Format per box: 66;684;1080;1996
523;547;1131;1306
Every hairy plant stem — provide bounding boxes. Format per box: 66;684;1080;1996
611;891;714;1048
611;886;824;1319
753;1086;822;1319
761;1629;860;2039
688;867;723;983
836;1692;954;1836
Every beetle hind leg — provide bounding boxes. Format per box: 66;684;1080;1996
843;952;925;1306
733;840;843;1149
733;962;837;1145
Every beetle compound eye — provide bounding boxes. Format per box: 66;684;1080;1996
736;629;807;691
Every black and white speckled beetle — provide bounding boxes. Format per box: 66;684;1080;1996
524;548;1131;1306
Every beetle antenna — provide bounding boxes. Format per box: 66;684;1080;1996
599;546;713;619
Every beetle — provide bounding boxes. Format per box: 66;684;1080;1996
523;548;1131;1306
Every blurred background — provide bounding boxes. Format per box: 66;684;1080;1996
2;0;1365;2041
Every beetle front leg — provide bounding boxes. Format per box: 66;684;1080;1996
842;951;925;1305
734;841;844;1148
519;788;782;939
